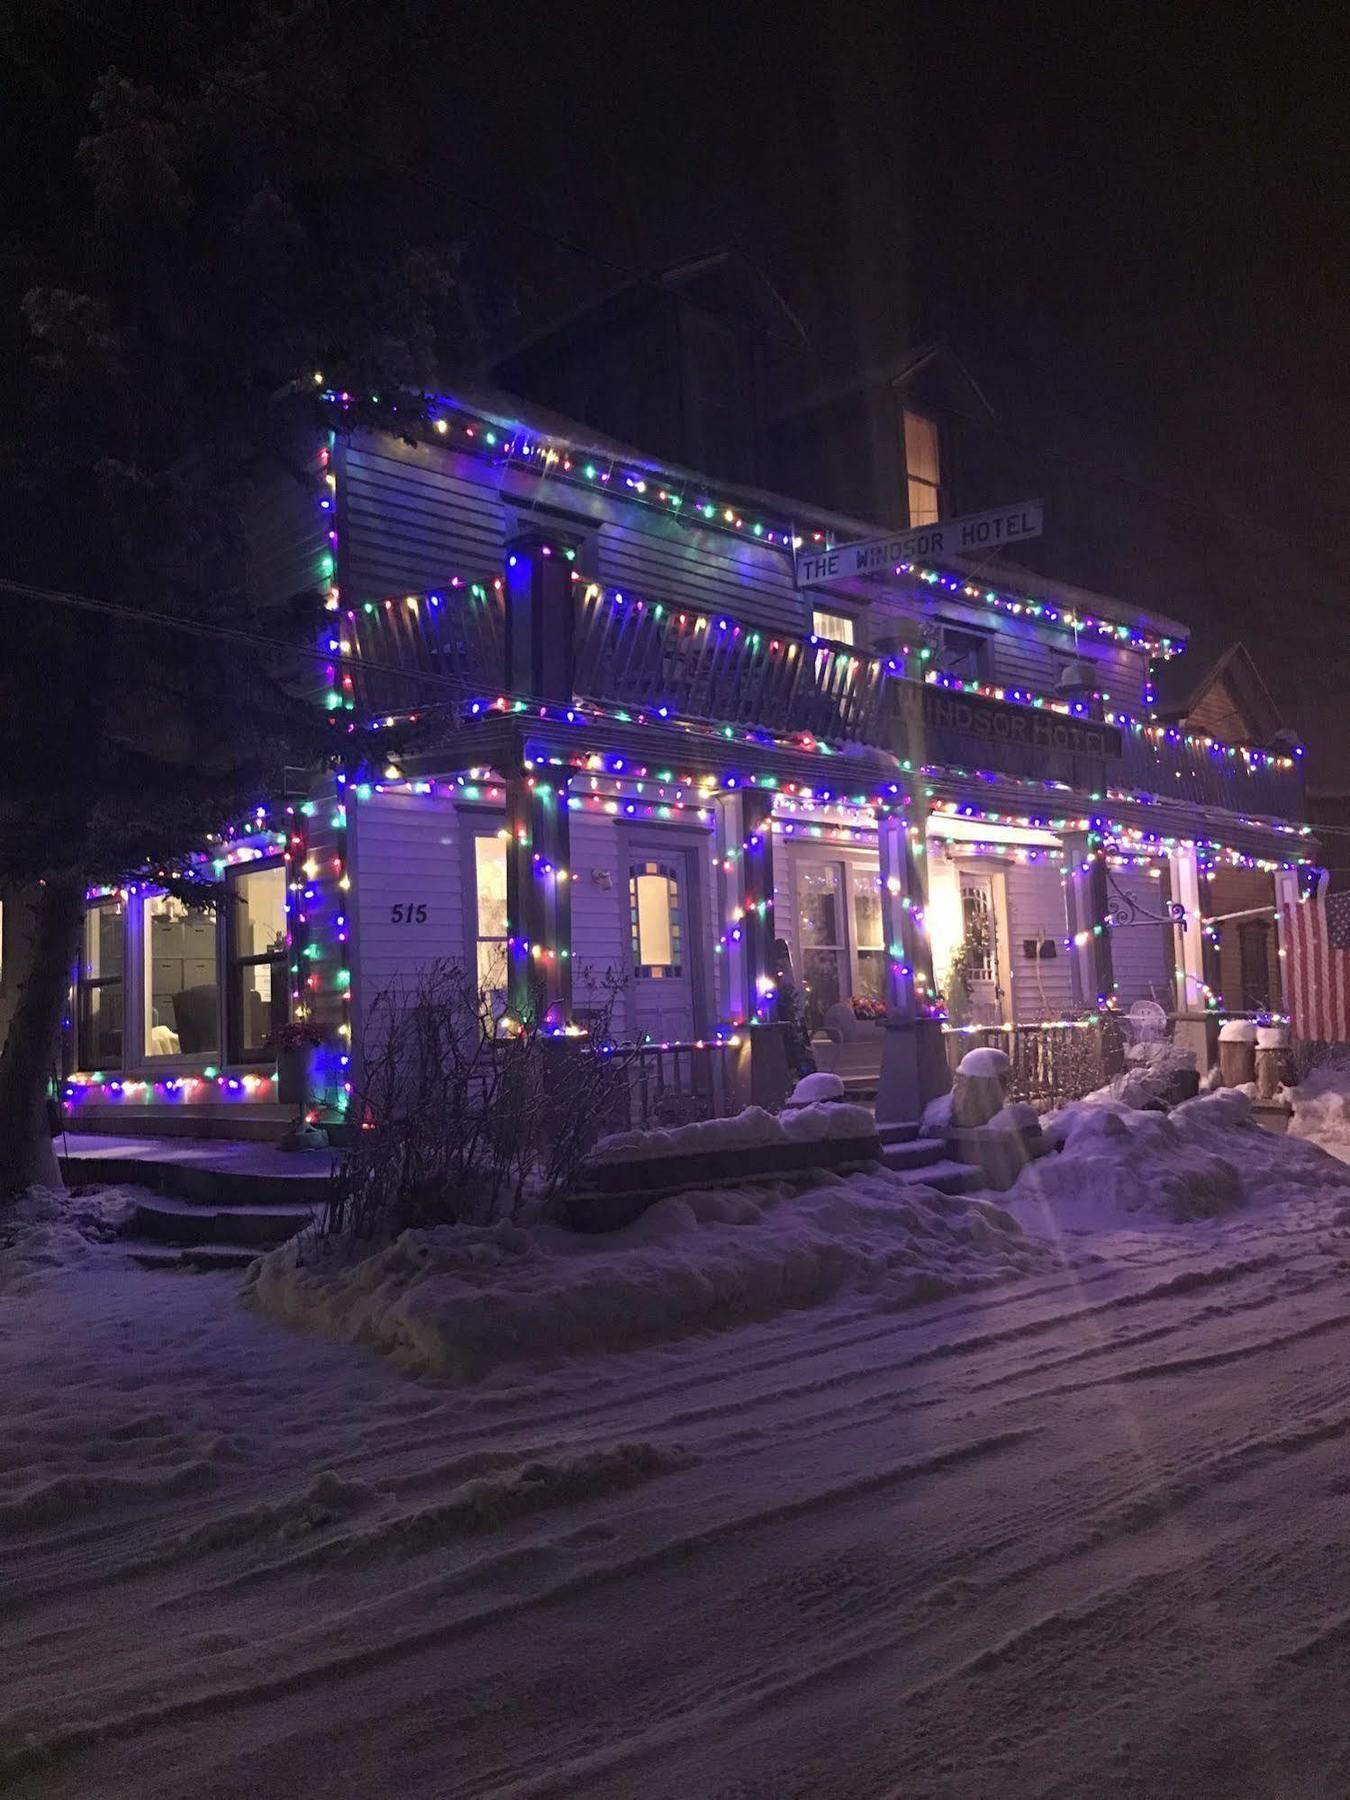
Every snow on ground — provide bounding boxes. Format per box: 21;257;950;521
1288;1056;1350;1164
587;1098;874;1162
5;1128;1350;1797
243;1172;1044;1379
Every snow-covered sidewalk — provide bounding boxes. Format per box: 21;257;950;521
5;1132;1350;1796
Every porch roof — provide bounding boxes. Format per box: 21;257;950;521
392;715;910;801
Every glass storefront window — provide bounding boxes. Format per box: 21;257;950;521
798;861;848;1030
77;900;125;1068
144;894;218;1057
851;864;888;1005
228;863;288;1061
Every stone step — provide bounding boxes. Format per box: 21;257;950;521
883;1158;984;1197
875;1120;921;1147
127;1193;316;1249
878;1135;948;1171
128;1242;267;1273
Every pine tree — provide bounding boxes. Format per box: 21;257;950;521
0;3;470;1191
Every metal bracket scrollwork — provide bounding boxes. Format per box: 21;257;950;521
1102;852;1188;930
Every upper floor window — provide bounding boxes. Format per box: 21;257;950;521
903;409;941;526
935;623;992;683
811;609;856;646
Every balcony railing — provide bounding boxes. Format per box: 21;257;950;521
572;582;893;748
341;580;506;717
1114;726;1303;822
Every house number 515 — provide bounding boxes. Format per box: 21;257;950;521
389;903;428;924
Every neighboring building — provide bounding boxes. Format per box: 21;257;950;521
56;293;1313;1139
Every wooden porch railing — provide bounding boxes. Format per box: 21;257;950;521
341;580;506;716
943;1022;1110;1107
573;581;894;748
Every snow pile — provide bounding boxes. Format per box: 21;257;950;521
1014;1086;1350;1231
1288;1057;1350;1164
587;1101;875;1164
786;1071;847;1105
0;1184;135;1295
1078;1038;1199;1112
244;1171;1045;1379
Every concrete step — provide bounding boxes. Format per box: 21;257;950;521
883;1158;983;1197
127;1193;316;1249
128;1242;267;1273
878;1135;948;1171
875;1120;921;1147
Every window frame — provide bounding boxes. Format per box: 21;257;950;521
902;407;942;526
629;860;684;979
934;619;994;683
225;857;290;1065
811;608;857;647
76;897;127;1071
462;817;510;1012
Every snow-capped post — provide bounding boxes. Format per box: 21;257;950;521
505;767;573;1027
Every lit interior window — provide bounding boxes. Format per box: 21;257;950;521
812;609;856;645
903;409;941;526
630;863;682;977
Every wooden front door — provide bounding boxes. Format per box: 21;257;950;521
958;870;1008;1024
623;839;702;1043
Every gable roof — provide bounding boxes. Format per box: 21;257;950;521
1151;641;1286;740
769;339;999;429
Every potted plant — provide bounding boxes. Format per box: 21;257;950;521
267;1019;329;1110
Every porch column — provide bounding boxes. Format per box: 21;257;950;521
1272;865;1303;1020
1167;842;1212;1067
505;768;572;1025
877;794;936;1017
876;790;950;1126
504;528;577;704
1062;828;1116;1011
714;785;776;1026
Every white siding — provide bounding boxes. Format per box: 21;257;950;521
1004;861;1076;1023
569;809;627;1021
341;439;506;600
597;515;802;634
349;789;464;1058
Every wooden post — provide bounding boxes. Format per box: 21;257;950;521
714;785;776;1026
877;793;936;1017
1063;829;1115;1011
504;529;577;705
505;768;572;1025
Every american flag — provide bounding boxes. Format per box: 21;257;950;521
1283;874;1350;1043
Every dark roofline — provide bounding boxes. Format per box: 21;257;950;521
769;339;999;428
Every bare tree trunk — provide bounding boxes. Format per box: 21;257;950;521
0;877;83;1196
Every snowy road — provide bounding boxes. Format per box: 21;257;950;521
5;1189;1350;1797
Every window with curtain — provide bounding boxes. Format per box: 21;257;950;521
227;862;288;1062
77;899;125;1069
629;863;682;977
811;609;856;646
903;409;941;525
474;834;509;1007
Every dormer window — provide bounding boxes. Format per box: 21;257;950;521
903;409;942;526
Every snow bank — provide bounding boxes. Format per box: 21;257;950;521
0;1184;136;1295
1288;1058;1350;1164
786;1071;846;1105
587;1101;874;1165
244;1171;1045;1380
1015;1087;1350;1231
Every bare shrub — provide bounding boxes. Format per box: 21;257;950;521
321;964;639;1241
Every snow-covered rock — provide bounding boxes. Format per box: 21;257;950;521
956;1046;1011;1078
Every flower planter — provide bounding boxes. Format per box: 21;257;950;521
276;1044;320;1109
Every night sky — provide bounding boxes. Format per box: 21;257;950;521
6;2;1348;763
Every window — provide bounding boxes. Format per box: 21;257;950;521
630;862;682;977
811;609;856;646
903;409;941;526
851;864;888;1005
144;894;218;1057
474;834;509;1006
936;622;992;682
797;860;849;1030
77;900;125;1069
227;862;288;1062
